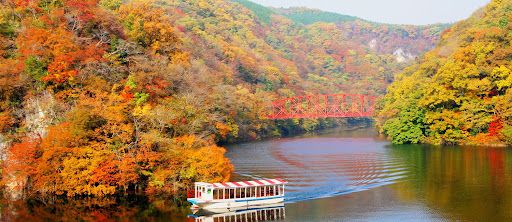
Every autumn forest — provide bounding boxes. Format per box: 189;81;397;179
0;0;510;208
377;0;512;146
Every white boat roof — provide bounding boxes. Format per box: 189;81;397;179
196;178;287;188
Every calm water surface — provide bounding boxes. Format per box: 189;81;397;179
4;128;512;221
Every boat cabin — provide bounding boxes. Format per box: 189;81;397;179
189;179;287;202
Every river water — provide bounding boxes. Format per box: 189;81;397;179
3;128;512;221
224;128;512;222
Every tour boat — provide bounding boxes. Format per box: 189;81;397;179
187;178;287;210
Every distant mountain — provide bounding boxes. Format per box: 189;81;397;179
235;0;447;65
274;7;360;25
232;0;276;23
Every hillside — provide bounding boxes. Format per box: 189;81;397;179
237;3;447;61
275;7;359;24
377;0;512;146
0;0;443;198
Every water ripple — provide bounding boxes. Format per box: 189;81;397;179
227;137;410;204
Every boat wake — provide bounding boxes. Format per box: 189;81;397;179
227;137;409;204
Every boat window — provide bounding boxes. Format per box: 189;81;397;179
276;185;280;195
230;189;235;199
213;189;218;199
236;188;241;198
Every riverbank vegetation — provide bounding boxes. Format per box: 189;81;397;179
377;0;512;146
0;0;443;199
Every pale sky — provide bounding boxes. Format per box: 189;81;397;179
251;0;491;25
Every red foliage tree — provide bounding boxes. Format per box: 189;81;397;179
489;116;503;137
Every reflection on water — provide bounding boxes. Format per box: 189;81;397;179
190;204;285;222
389;145;512;221
0;197;192;222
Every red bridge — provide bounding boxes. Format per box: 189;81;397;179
268;94;377;119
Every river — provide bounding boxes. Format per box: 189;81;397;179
224;128;512;221
3;128;512;221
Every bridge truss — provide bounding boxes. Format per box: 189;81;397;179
268;94;377;119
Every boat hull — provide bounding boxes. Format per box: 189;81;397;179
188;196;284;210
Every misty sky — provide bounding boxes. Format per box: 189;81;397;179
251;0;491;25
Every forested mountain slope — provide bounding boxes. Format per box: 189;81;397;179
378;0;512;146
0;0;443;198
275;7;448;58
